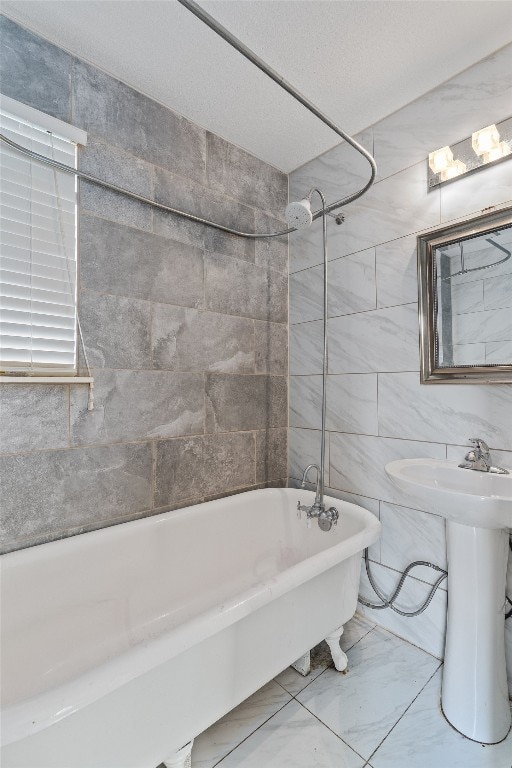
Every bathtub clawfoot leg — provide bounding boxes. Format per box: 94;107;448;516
291;651;311;676
325;626;348;672
163;740;193;768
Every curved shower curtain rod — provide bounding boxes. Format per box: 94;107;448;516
0;0;376;240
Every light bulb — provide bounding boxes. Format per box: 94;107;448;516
428;146;453;173
472;124;500;156
482;141;511;163
440;159;467;181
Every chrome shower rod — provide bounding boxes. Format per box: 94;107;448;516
0;0;376;239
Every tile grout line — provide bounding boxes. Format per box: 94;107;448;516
289;300;417;326
364;663;442;765
289;696;370;765
207;627;377;767
284;624;376;698
291;631;442;766
210;697;294;768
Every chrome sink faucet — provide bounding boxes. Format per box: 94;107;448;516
297;464;340;532
458;438;509;475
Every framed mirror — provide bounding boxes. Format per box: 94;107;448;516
418;205;512;383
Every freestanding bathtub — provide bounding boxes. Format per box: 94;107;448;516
1;487;381;768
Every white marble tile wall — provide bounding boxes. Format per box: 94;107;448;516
289;43;512;694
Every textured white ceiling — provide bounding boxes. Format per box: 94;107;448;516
2;0;512;172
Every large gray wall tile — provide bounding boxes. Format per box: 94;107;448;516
78;138;154;231
0;443;153;550
151;207;205;256
206;132;287;214
71;370;204;444
256;428;288;483
151;305;254;373
203;432;256;496
80;180;153;231
154;436;204;506
205;374;287;433
72;59;206;183
154;432;256;505
153;165;255;263
79;136;154;197
79;292;151;369
254;321;288;376
80;214;204;308
1;18;288;553
0;15;71;120
0;385;68;453
205;253;287;323
254;211;288;274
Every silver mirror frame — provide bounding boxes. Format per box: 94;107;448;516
417;205;512;384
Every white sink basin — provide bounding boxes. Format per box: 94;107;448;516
386;458;512;530
385;456;512;744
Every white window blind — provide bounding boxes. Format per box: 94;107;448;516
0;104;79;374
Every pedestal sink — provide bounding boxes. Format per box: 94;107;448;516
385;458;512;744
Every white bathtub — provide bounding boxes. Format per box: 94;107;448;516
1;487;381;768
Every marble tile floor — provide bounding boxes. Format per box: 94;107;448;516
190;615;512;768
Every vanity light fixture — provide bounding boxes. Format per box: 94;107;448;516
471;123;501;155
440;158;467;182
427;115;512;190
428;145;453;173
483;141;511;163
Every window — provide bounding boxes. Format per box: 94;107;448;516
0;96;86;375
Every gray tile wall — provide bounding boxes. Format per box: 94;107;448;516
288;43;512;690
0;17;288;553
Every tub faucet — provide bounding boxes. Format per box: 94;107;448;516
458;438;509;475
300;464;323;511
297;464;339;532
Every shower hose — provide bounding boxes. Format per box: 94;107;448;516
359;535;512;619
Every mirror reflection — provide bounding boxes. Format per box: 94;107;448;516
434;224;512;368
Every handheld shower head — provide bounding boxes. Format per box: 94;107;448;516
285;197;313;229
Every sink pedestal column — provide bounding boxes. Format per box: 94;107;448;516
442;521;511;744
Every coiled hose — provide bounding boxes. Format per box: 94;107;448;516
360;534;512;620
358;548;447;617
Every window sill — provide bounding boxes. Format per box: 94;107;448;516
0;376;94;384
